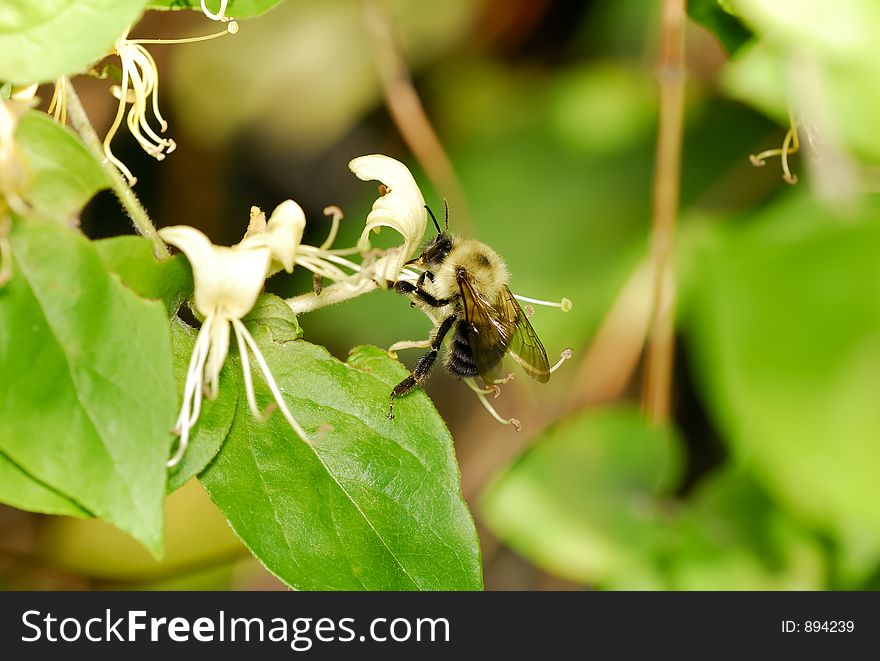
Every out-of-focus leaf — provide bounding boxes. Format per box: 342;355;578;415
169;0;478;151
0;451;89;518
39;479;242;584
688;0;752;54
94;235;193;316
683;192;880;541
549;62;656;156
0;0;150;84
16;111;110;221
200;336;482;590
666;470;824;589
723;0;880;161
0;220;175;556
148;0;283;18
481;406;681;588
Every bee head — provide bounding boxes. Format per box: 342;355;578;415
410;201;453;266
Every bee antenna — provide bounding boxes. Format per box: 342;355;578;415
443;198;449;230
425;204;442;235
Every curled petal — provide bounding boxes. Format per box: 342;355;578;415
159;225;271;319
349;154;426;277
238;199;305;273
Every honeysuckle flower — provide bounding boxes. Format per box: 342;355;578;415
350;154;427;282
286;155;428;314
104;22;237;186
0;97;33;217
159;201;311;468
103;28;176;185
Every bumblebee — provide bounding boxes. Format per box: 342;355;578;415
388;205;550;418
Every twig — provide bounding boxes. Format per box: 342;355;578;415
62;77;169;259
643;0;686;425
363;0;474;237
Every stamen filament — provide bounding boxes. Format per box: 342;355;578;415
749;106;801;185
130;26;238;46
464;378;521;430
320;205;344;250
513;294;573;312
232;319;313;444
168;320;212;467
549;348;574;374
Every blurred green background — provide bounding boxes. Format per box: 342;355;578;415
3;0;880;590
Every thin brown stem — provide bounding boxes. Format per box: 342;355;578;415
363;0;474;236
62;77;169;259
643;0;686;425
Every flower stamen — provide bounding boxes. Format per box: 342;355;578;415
550;348;574;374
465;378;521;431
232;318;312;444
47;78;68;125
513;293;573;312
750;107;801;185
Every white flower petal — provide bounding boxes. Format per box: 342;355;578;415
238;199;305;273
159;225;271;319
349;154;426;277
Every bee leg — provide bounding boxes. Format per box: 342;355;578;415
415;270;434;288
393;280;455;307
389;315;456;419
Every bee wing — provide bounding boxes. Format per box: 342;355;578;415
501;286;551;383
458;273;514;385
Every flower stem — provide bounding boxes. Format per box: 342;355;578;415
643;0;685;425
62;77;169;259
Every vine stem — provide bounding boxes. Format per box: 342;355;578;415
363;0;474;237
62;77;169;259
643;0;686;425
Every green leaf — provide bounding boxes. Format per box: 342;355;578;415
666;470;824;589
0;0;151;84
0;450;89;518
683;193;880;541
0;219;176;556
93;235;193;315
241;292;302;342
16;111;110;221
480;406;681;588
199;337;482;590
165;318;238;492
147;0;284;18
688;0;752;54
722;0;880;161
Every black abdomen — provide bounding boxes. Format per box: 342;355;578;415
446;321;479;379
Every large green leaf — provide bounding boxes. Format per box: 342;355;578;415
199;322;482;590
93;235;193;315
665;470;824;589
0;0;151;84
16;111;110;221
481;406;681;588
0;450;88;518
148;0;284;18
683;193;880;542
0;219;176;555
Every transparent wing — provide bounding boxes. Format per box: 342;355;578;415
458;273;513;384
500;286;550;383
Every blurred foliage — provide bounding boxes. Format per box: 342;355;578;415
4;0;880;591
